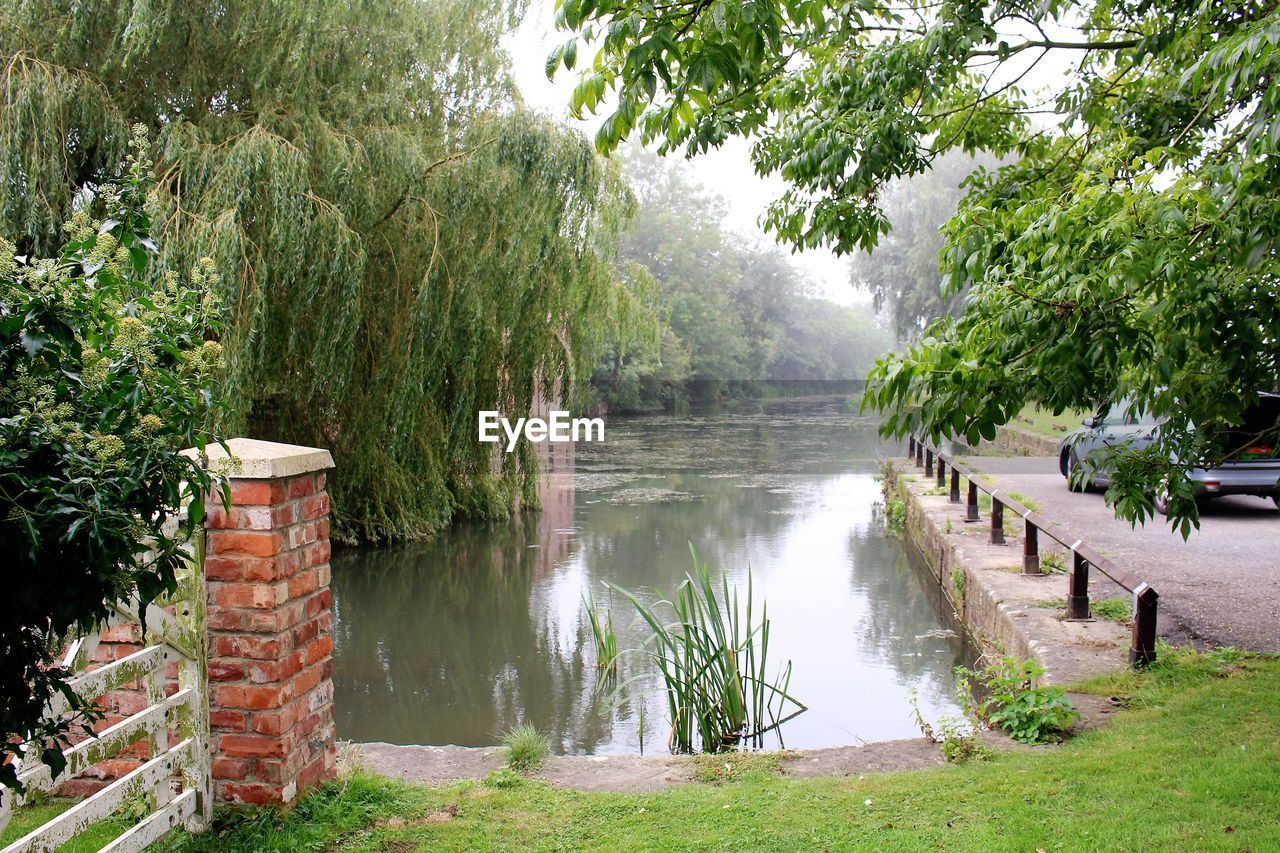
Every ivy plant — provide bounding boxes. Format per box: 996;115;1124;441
0;127;225;795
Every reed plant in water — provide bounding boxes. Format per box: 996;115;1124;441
611;546;806;754
584;591;619;672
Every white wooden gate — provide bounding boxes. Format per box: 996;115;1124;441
0;537;211;851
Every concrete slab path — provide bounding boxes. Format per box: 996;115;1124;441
349;728;1098;794
349;694;1124;793
348;740;951;793
963;454;1280;652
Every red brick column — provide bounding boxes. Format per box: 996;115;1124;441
199;438;336;806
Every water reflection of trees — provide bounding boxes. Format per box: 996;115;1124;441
331;398;952;752
843;532;972;709
332;490;614;752
572;415;893;598
571;474;797;590
578;403;891;482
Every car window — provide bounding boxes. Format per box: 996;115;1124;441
1125;407;1159;426
1100;400;1129;427
1239;395;1280;434
1225;394;1280;457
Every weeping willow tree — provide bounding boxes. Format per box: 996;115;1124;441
1;0;641;540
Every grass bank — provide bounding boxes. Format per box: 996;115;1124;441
152;648;1278;852
1011;404;1087;440
0;801;130;851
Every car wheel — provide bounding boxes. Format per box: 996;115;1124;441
1064;452;1089;493
1153;491;1169;516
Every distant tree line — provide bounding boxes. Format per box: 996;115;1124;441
590;151;892;413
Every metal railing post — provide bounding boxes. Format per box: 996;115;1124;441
919;445;1159;670
1067;548;1091;620
1130;585;1159;666
1023;519;1040;574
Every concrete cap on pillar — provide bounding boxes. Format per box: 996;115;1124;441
181;437;334;479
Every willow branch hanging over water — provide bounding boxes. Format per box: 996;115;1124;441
1;0;648;540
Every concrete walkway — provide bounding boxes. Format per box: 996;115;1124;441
963;454;1280;652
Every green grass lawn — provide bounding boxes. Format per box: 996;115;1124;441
0;799;132;851
155;648;1279;852
1010;404;1088;439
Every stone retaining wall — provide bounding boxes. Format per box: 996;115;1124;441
952;424;1061;458
884;460;1128;685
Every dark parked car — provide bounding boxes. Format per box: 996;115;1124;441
1059;393;1280;514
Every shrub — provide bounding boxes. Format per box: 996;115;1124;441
500;724;550;774
962;657;1079;744
0;128;224;792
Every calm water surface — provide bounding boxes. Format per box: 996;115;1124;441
332;397;970;754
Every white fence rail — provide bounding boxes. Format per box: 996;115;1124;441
0;537;211;851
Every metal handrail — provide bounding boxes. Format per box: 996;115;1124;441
908;436;1159;667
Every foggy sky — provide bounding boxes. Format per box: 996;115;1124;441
503;1;860;307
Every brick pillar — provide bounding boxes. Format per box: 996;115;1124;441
197;438;336;806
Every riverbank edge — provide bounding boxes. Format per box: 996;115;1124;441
344;738;960;794
883;458;1131;686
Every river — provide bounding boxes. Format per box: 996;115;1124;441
331;396;971;754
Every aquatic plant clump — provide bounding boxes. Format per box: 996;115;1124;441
583;591;618;672
961;657;1080;745
612;547;806;754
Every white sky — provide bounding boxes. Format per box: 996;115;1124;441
503;1;861;306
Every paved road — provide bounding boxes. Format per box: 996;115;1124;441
965;454;1280;652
